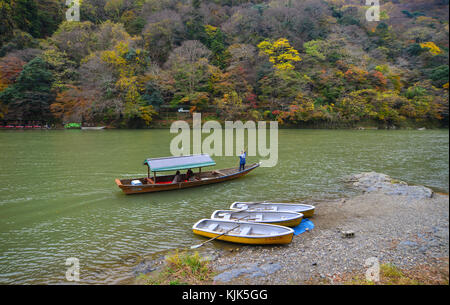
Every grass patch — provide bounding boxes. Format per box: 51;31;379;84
306;259;449;285
343;264;418;285
138;250;215;285
340;262;449;285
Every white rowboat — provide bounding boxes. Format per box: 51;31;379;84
81;126;106;130
210;210;303;227
230;202;315;218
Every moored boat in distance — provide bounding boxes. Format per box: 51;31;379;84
210;210;303;227
115;154;259;194
192;219;294;245
81;126;106;130
230;202;315;218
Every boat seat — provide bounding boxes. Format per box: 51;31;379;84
217;213;231;220
240;226;252;235
208;223;219;231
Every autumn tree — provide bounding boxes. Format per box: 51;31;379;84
203;25;228;69
50;21;96;64
142;10;184;65
0;54;25;92
257;38;302;71
100;40;157;126
41;47;77;91
165;40;212;106
420;41;443;55
0;0;15;47
51;84;93;123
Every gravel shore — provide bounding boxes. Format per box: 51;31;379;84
208;173;449;284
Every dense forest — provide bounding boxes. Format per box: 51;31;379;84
0;0;448;128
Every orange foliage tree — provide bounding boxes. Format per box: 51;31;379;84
50;85;94;123
0;55;25;92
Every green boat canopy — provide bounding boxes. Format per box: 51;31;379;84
144;154;216;172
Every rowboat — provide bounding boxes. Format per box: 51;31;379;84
210;210;303;227
81;126;105;130
115;154;259;194
192;219;294;245
230;202;315;218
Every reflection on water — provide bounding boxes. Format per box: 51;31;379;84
0;129;448;284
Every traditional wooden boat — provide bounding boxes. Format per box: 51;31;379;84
210;210;303;227
81;126;105;130
115;154;259;194
230;202;315;218
192;219;294;245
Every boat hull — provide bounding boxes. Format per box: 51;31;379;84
81;127;105;130
192;229;293;245
192;219;294;245
116;163;259;194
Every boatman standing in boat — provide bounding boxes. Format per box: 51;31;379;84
239;149;246;171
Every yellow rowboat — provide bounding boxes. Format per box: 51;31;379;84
230;202;315;218
210;210;303;227
192;219;294;245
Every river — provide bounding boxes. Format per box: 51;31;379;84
0;129;448;284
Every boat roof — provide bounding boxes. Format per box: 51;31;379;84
144;154;216;172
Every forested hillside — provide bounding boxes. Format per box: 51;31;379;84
0;0;448;128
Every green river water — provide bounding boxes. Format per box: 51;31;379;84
0;129;448;284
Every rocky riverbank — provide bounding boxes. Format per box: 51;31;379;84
207;172;449;284
132;172;448;285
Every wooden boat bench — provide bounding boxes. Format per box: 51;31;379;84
208;223;219;231
240;227;252;235
222;214;231;220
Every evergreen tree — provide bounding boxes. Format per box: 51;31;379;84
0;57;54;121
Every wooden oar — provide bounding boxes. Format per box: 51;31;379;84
190;215;250;249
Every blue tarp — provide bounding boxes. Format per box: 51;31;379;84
292;218;314;235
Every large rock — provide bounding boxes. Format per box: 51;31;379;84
346;172;434;199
